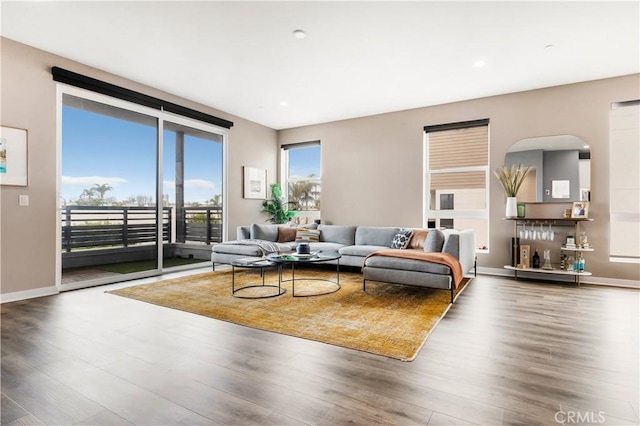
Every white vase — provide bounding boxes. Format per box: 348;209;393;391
505;197;518;218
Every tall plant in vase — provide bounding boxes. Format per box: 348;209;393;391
261;183;297;224
494;164;530;218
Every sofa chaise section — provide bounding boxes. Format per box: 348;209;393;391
362;229;475;302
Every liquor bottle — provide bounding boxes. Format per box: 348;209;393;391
560;254;565;270
580;231;589;248
532;250;540;268
579;253;585;272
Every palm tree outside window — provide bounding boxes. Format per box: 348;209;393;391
281;141;321;223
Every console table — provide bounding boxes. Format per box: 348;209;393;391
504;217;594;286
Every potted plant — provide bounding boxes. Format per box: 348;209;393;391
494;164;530;218
261;183;297;224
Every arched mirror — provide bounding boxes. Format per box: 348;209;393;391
505;135;591;203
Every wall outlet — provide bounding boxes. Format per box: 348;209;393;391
19;195;29;206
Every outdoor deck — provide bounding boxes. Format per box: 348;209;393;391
60;205;220;281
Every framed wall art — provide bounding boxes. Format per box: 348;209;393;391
551;179;570;199
243;166;266;199
0;126;28;186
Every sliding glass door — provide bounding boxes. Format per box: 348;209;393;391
162;121;224;261
58;88;226;290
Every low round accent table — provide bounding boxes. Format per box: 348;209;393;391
266;251;341;297
230;258;285;299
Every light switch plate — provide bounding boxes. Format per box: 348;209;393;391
19;195;29;206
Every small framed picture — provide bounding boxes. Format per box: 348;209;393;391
571;201;589;219
0;125;29;186
243;166;267;199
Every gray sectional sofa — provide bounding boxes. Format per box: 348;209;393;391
212;223;476;301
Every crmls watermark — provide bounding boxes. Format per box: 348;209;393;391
555;410;606;425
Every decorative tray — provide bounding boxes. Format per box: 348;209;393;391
293;252;319;258
269;252;319;260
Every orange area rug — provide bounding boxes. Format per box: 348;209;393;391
108;268;470;361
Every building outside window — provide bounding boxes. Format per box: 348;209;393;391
424;119;489;251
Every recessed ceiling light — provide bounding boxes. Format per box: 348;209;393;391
473;60;486;68
584;145;590;149
293;30;306;39
280;101;288;107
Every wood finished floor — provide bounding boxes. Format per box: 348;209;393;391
1;270;638;426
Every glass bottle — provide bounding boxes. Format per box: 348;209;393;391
532;250;540;268
567;255;575;272
579;253;585;272
580;231;588;248
542;249;552;269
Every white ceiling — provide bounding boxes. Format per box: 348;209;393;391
2;1;639;130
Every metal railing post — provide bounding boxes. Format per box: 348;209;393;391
122;207;129;247
206;208;212;244
64;207;72;252
166;207;172;242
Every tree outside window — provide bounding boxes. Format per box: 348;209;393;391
282;142;321;222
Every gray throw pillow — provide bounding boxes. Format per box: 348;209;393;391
250;224;279;242
424;229;445;253
318;225;357;245
442;232;460;258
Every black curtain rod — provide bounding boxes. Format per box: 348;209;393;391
424;118;489;133
52;66;234;129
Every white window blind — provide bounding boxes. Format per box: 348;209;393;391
428;126;489;170
610;101;640;263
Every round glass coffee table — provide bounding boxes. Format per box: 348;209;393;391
230;258;285;299
266;251;341;297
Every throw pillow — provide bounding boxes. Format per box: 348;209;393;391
424;228;445;253
408;229;429;250
250;224;279;242
391;229;413;249
277;226;297;243
442;233;460;258
289;222;319;230
295;228;320;242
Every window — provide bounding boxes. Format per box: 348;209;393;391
610;101;640;263
424;119;489;251
281;141;321;223
59;87;227;290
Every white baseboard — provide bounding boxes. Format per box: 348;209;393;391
1;267;636;304
1;285;59;304
478;267;640;289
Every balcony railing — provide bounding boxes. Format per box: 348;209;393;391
61;205;222;252
180;206;223;244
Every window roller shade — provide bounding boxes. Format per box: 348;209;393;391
427;125;488;170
